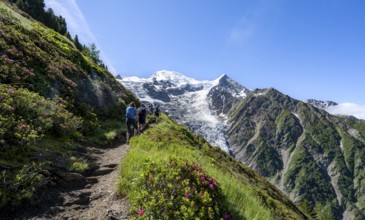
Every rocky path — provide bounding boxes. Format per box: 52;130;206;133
13;144;130;220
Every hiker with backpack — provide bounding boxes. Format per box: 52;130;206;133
148;103;154;114
125;102;138;144
137;103;147;134
154;105;160;123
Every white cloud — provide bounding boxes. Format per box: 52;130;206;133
44;0;117;74
326;103;365;120
228;17;254;45
226;0;274;46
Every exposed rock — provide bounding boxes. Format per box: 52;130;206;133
90;168;115;177
305;99;338;109
56;171;85;182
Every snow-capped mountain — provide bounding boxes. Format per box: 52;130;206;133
118;70;250;153
305;99;338;109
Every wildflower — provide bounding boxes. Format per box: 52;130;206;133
223;213;233;220
209;184;215;189
185;193;191;199
0;28;5;36
1;54;13;64
19;124;27;129
8;89;14;96
137;209;145;216
200;176;205;182
194;162;200;169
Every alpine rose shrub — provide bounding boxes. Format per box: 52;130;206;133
130;158;234;219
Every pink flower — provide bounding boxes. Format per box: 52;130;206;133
223;213;233;220
137;209;145;216
194;162;200;169
8;89;14;96
199;191;204;196
19;124;27;129
209;184;214;189
200;176;205;181
0;28;5;36
185;193;191;199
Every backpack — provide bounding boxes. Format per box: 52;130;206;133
155;106;160;114
126;107;136;119
138;107;146;117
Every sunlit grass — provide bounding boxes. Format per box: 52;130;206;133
118;114;307;219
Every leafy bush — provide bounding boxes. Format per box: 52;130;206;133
0;84;83;146
0;162;42;208
129;158;233;219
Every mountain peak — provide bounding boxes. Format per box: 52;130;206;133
151;70;193;82
217;73;228;80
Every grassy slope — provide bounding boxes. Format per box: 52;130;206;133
0;1;137;209
118;114;309;219
0;0;138;148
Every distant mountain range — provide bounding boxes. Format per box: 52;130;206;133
119;70;365;219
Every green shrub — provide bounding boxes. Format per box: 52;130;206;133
129;158;233;219
0;84;83;146
0;162;42;208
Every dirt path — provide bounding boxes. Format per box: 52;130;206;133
13;144;131;220
65;144;131;220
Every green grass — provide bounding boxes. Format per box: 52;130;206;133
87;119;126;146
118;115;308;219
70;158;89;173
0;2;34;30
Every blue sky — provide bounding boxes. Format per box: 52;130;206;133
45;0;365;109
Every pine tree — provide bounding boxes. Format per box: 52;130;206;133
73;35;83;51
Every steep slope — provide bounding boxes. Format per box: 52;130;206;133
228;88;365;219
118;114;309;219
119;70;249;153
0;0;137;210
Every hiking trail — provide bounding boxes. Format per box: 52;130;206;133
13;144;131;220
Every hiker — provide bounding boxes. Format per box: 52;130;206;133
148;103;154;114
125;102;138;144
137;103;147;134
155;105;160;123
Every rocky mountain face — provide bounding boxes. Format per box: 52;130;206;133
120;71;365;219
228;88;365;219
305;99;338;109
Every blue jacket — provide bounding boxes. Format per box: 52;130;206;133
126;107;136;119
